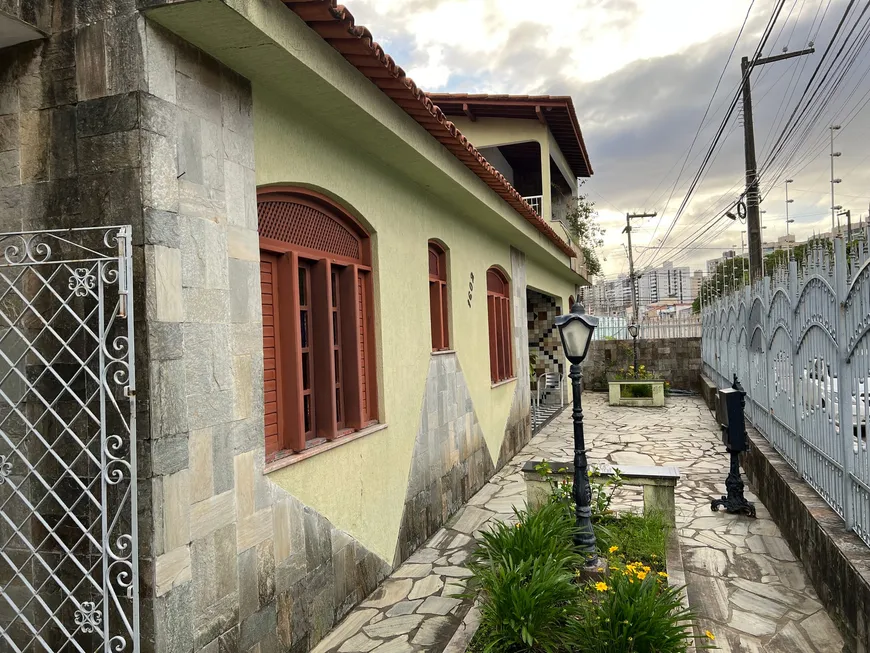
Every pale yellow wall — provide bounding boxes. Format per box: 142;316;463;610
527;259;576;312
450;117;553;222
146;0;579;281
257;90;534;560
147;0;584;563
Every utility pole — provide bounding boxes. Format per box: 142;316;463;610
624;211;656;375
785;178;794;236
623;212;657;325
740;47;814;281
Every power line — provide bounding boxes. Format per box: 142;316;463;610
641;0;757;254
642;0;790;270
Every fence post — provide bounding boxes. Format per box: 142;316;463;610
790;258;804;477
744;284;753;422
834;238;855;529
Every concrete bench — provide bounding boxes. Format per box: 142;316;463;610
522;460;680;525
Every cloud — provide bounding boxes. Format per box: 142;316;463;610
346;0;870;275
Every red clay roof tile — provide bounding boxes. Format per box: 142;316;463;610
282;0;578;258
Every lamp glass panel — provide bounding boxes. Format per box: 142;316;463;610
561;319;591;359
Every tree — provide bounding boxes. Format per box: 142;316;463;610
692;256;749;314
564;182;604;278
692;237;832;314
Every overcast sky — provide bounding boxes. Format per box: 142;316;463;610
347;0;870;277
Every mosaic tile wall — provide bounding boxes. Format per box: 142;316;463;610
528;289;564;404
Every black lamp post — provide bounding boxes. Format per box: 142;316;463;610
627;322;639;377
555;301;599;563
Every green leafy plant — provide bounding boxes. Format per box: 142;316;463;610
534;462;624;523
620;383;653;398
468;503;587;652
590;467;623;521
575;565;699;653
595;511;670;571
612;364;655;381
564;183;605;279
473;556;586;653
471;501;582;574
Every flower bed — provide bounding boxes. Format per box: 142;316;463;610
465;466;709;652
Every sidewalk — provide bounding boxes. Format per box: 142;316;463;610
313;393;844;653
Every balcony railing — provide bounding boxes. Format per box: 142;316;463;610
523;195;543;216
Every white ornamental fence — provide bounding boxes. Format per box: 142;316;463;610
593;315;702;340
701;236;870;548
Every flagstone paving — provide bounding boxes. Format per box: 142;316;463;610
312;393;844;653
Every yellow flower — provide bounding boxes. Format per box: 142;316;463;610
658;571;668;578
705;631;715;641
594;582;609;592
608;546;619;554
636;571;648;580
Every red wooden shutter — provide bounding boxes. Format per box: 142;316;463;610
358;272;368;421
261;253;281;455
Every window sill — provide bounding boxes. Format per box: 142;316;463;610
431;349;456;356
491;377;517;389
264;423;388;473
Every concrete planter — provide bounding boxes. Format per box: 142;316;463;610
607;379;666;407
522;461;679;526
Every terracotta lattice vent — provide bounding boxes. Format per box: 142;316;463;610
258;200;361;261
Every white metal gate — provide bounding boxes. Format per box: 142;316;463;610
702;235;870;547
0;227;138;652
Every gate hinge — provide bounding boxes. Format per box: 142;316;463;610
124;386;135;397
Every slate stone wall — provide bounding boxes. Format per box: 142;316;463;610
1;11;391;653
394;353;495;566
582;337;702;392
138;24;392;653
741;428;870;653
497;248;532;469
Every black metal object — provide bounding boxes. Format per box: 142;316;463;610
569;363;598;558
711;375;757;518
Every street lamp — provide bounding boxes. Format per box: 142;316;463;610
555;301;600;564
627;322;640;377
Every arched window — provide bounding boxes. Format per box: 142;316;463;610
486;267;513;383
428;241;449;350
258;187;377;456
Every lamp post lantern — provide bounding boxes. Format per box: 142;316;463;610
555;301;600;563
627;322;639;376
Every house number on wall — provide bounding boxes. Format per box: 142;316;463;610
467;272;475;307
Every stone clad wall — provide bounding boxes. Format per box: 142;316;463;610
0;11;391;652
394;354;494;566
582;337;702;392
139;25;391;653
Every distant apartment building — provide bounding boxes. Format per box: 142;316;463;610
706;250;737;273
581;275;631;314
691;270;704;300
637;261;693;304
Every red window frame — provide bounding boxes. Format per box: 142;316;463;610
428;241;449;351
257;187;378;458
486;267;513;383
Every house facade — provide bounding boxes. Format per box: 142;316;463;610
0;1;591;652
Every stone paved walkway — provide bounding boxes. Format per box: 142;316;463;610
313;394;844;653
